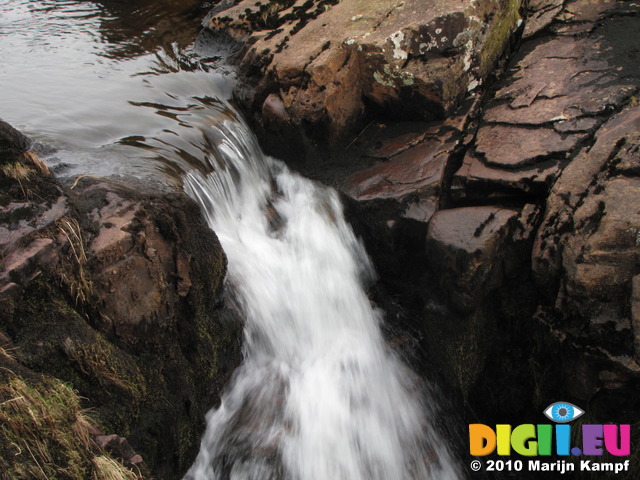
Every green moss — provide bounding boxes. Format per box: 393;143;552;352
478;0;522;79
425;304;496;398
2;277;147;436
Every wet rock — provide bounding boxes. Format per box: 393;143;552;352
451;153;563;200
205;0;524;151
0;122;243;479
523;0;564;39
0;238;57;286
475;125;585;168
95;434;143;467
453;1;640;199
0;119;32;157
421;201;541;403
632;276;640;362
0;123;64;290
532;106;640;306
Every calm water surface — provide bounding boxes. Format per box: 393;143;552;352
0;0;232;178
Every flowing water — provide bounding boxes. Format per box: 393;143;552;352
1;1;461;478
180;116;460;480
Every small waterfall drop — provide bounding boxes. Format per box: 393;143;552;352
179;108;461;480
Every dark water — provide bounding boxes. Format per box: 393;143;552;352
0;0;233;179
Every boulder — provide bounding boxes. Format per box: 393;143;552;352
345;124;458;222
0;119;32;157
533;106;640;326
205;0;523;152
529;104;640;401
425;205;538;313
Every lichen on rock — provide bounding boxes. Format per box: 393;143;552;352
203;0;524;157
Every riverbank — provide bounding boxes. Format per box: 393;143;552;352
0;120;243;479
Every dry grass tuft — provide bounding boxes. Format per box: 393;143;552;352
92;455;139;480
0;344;18;362
0;376;88;479
0;371;142;480
23;151;51;175
1;161;34;197
57;216;93;304
62;338;146;399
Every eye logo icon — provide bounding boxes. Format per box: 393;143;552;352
543;402;584;423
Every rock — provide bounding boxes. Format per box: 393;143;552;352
205;0;524;151
95;434;140;464
632;276;640;362
532;105;640;391
532;106;640;304
475;125;585;168
425;206;528;313
1;122;64;289
0;238;57;285
0;119;32;158
453;1;640;199
0;122;243;479
345;125;458;222
522;0;563;39
451;152;563;200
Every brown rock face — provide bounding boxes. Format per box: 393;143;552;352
452;0;640;202
335;0;640;425
346;123;458;222
532;106;640;387
426;205;538;313
205;0;523;153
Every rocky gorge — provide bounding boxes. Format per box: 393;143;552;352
1;0;640;479
203;0;640;475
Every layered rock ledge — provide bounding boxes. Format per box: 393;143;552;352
204;0;523;158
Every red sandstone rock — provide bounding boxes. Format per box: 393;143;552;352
206;0;524;146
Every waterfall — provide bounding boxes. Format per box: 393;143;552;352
179;108;461;480
0;1;461;476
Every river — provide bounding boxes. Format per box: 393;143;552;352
0;1;461;479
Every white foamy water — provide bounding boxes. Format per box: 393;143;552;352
181;111;461;480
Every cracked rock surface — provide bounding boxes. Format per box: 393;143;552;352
205;0;523;154
234;0;640;425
